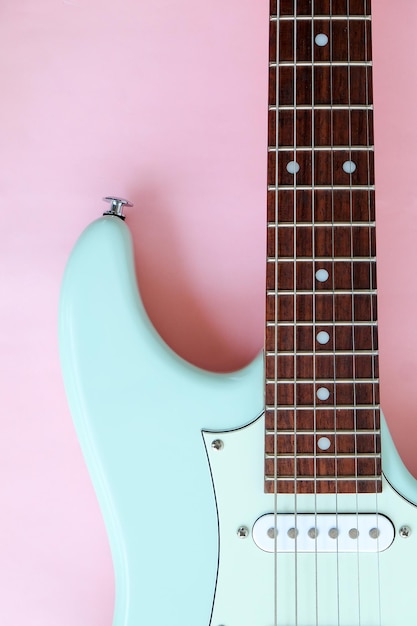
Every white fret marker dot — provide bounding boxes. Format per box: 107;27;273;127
317;331;330;345
343;160;357;174
317;387;330;401
315;33;329;47
315;269;329;283
286;160;300;174
318;436;332;451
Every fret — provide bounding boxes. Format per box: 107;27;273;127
266;455;381;461
268;151;375;186
266;381;379;405
271;62;372;67
271;16;372;21
273;19;371;63
271;0;371;16
267;186;375;193
267;446;381;457
266;400;379;409
267;428;378;434
271;146;374;152
271;109;374;146
267;378;377;384
269;189;375;222
265;430;380;449
271;66;372;106
266;322;377;328
267;265;377;291
268;221;375;226
268;257;376;262
265;350;378;357
267;227;376;258
265;480;382;495
266;325;378;352
266;353;379;378
271;104;373;110
265;406;379;426
266;291;377;309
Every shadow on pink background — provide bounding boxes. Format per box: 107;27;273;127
1;1;416;623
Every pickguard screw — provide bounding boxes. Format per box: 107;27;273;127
237;526;249;538
211;439;224;451
399;525;411;538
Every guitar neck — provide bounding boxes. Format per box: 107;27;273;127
265;0;381;495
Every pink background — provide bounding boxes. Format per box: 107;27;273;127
1;1;416;623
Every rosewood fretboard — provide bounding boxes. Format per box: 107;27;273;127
265;0;381;495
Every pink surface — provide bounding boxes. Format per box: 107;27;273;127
0;1;416;623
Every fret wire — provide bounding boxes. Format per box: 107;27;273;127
266;322;378;328
271;61;372;67
265;428;380;432
268;257;376;262
271;146;374;151
267;453;381;459
267;289;377;294
271;17;371;22
268;185;375;190
266;475;381;480
265;351;378;356
266;404;379;411
267;378;378;384
269;222;375;226
271;104;374;110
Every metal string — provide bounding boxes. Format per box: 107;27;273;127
363;0;383;622
346;3;363;623
328;3;342;624
310;3;320;625
273;3;281;626
292;4;299;625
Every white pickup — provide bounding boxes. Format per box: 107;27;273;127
252;513;395;553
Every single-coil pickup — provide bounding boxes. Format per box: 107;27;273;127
252;513;394;553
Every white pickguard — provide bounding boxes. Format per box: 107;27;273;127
204;415;417;626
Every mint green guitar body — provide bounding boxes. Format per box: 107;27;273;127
59;216;417;625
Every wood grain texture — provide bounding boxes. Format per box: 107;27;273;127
265;0;379;494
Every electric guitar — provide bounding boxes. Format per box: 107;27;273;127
59;1;417;624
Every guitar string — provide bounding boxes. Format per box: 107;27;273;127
310;3;320;625
329;3;342;624
346;3;363;623
293;4;299;624
273;2;281;626
363;0;383;621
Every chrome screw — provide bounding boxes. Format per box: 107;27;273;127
399;525;412;538
211;439;224;451
237;526;249;538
